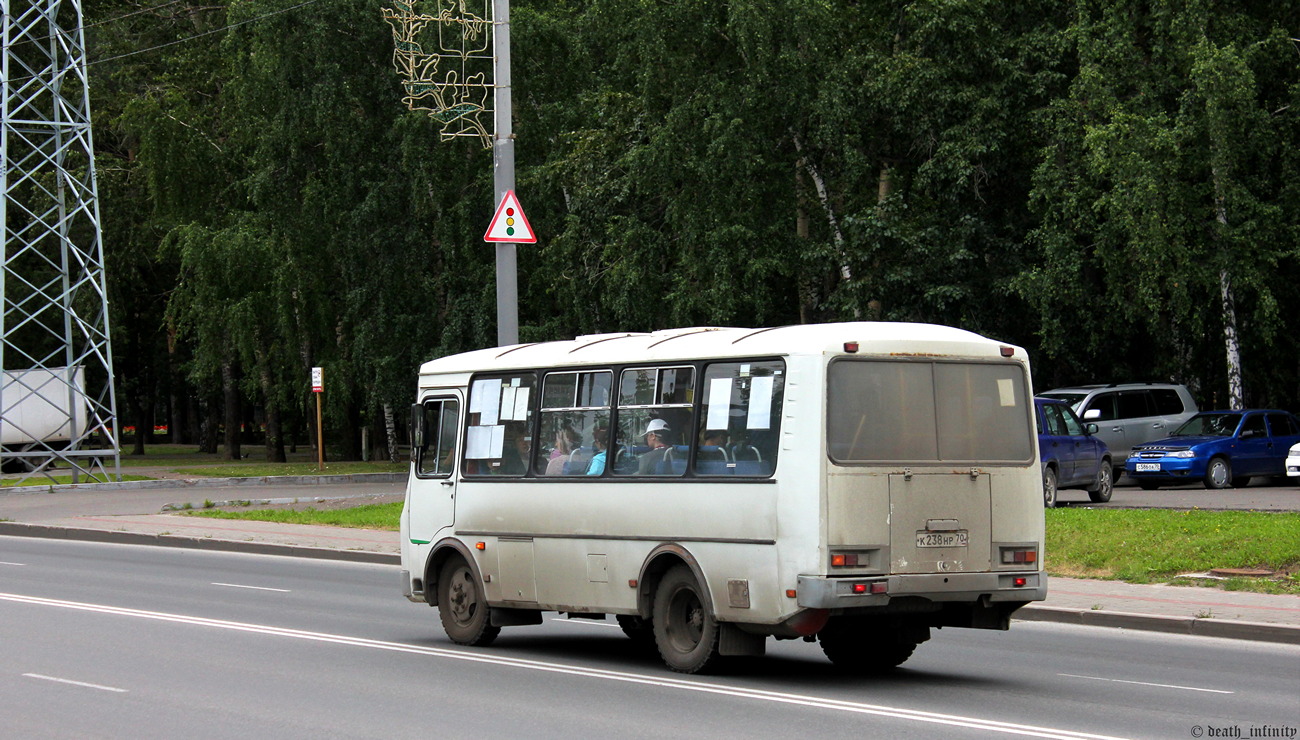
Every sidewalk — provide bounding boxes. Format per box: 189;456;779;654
2;477;1298;645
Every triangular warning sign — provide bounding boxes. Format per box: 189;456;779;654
483;190;536;243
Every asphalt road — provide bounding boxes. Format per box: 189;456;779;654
1055;475;1300;510
2;537;1296;740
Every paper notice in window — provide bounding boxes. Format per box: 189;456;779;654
477;378;502;424
997;378;1016;407
489;424;505;458
500;386;518;421
466;425;493;459
513;386;530;421
707;378;733;429
747;376;774;429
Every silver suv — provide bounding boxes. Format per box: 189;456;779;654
1038;383;1198;473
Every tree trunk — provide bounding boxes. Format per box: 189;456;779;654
383;403;399;464
200;394;219;454
221;359;241;461
258;359;286;463
1213;165;1243;409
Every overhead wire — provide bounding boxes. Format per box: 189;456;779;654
2;0;327;87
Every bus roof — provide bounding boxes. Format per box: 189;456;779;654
418;322;1021;377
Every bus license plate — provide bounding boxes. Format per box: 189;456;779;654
916;531;968;548
1135;463;1161;472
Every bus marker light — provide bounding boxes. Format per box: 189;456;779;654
852;583;867;594
628;580;638;588
475;542;486;551
785;589;797;599
1000;346;1015;357
1013;577;1027;587
844;342;859;353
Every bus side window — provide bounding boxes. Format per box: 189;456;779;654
416;398;458;477
535;370;612;477
614;366;695;477
695;361;784;477
463;373;537;477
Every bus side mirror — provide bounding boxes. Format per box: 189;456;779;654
410;403;425;451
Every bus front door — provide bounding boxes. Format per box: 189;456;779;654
409;393;461;544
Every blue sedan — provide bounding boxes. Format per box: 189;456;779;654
1125;409;1300;490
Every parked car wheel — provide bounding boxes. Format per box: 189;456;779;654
1087;463;1114;503
1042;466;1058;508
1204;457;1232;489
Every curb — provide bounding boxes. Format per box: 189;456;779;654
2;472;406;494
1015;604;1300;646
0;521;400;565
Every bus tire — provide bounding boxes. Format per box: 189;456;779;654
438;557;500;647
652;565;721;674
616;614;656;650
819;619;918;672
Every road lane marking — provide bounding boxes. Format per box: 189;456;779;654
0;591;1127;740
0;561;25;566
1058;673;1233;694
211;582;291;593
24;673;127;693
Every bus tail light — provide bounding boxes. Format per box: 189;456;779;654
849;581;887;595
1000;547;1037;565
1013;577;1027;587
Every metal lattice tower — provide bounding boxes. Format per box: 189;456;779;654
1;0;120;483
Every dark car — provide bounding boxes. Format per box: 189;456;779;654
1125;409;1300;490
1035;397;1113;508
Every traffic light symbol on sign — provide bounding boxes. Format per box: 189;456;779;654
484;190;536;243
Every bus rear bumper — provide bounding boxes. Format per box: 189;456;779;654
796;571;1046;610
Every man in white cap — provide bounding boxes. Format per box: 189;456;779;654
637;418;673;475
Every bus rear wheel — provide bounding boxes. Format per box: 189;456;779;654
438;558;500;647
819;618;921;672
652;565;721;674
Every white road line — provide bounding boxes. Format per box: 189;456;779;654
23;673;128;693
0;561;26;566
550;617;620;628
211;582;291;593
1058;673;1234;694
0;592;1128;740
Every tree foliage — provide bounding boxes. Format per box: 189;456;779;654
83;0;1300;457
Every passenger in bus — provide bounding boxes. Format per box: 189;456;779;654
545;425;582;475
500;424;531;475
585;426;609;475
637;418;673;475
696;429;728;462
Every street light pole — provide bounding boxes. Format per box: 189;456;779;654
492;0;518;347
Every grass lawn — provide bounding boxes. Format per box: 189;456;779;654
185;501;403;530
185;503;1300;595
1046;508;1300;594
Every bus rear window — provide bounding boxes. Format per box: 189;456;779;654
827;360;1032;464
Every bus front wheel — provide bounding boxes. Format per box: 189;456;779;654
652;565;721;674
438;558;500;647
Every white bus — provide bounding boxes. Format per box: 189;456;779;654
401;322;1045;673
